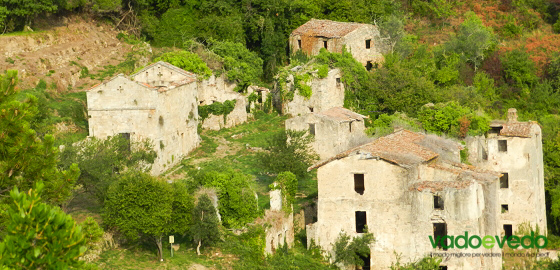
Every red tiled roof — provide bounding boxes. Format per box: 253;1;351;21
308;130;439;170
315;107;367;122
291;19;369;38
500;122;536;138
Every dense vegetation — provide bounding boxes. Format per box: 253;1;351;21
3;0;560;269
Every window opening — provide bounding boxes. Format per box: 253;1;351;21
433;223;448;250
434;195;444;210
504;224;513;239
498;140;508;152
501;204;509;213
355;211;366;233
500;173;509;188
365;39;371;49
354;174;364;195
309;123;315;136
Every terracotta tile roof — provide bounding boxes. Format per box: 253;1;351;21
500;121;536;138
410;162;500;192
308;130;439;170
291;19;368;38
315;107;367;122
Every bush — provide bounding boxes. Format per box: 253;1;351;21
333;231;375;268
154;50;212;79
417;102;490;137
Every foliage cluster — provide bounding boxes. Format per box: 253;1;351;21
198;99;236;122
258;129;319;180
154;50;212;79
332;231;375;268
190;194;221;255
417;102;490;138
103;171;193;261
270;171;297;213
193;168;258;228
0;182;86;269
389;255;442;270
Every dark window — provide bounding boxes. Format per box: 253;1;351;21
349;122;353;132
504;224;513;239
439;267;448;270
355;211;367;233
433;223;447;250
366;61;373;71
501;204;509;213
336;77;341;84
434;195;444;210
298;39;302;49
500;173;509;188
309;107;314;112
354;174;364;195
498;140;508;152
489;126;503;134
365;39;371;49
323;40;328;49
309;123;315;136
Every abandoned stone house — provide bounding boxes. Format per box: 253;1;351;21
279;68;345;116
87;61;200;174
285;107;370;160
306;111;546;269
466;108;547;237
197;74;248;130
289;19;385;70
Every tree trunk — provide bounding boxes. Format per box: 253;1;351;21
196;240;202;256
156;236;163;261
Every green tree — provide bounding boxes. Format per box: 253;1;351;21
259;129;319;179
444;12;498;69
154;50;212;79
59;135;156;203
417;102;490;137
195;168;258;228
0;70;79;207
333;231;375;268
272;171;297;213
0;182;86;269
190;194;221;255
501;49;538;97
211;40;264;91
0;0;57;28
103;171;193;261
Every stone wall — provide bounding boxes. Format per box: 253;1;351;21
87;72;199;175
285;110;371;159
283;69;345;116
258;184;295;255
198;74;249;130
308;154;502;269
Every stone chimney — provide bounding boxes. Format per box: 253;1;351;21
507;108;518;122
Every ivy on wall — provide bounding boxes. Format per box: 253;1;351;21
198;99;237;122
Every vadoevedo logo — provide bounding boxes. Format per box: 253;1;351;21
429;231;548;249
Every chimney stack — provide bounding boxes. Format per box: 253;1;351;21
507;108;518;122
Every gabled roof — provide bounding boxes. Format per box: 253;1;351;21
500;121;537;138
315;107;367;122
308;130;441;170
131;61;197;78
87;73;156;91
291;19;370;38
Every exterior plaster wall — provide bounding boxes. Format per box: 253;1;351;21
467;125;547;234
284;69;345;116
131;62;193;87
340;26;385;66
285;113;370;159
87;75;199;175
198;74;249;130
309;155;501;269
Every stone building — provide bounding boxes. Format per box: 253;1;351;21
307;120;546;269
197;74;248;130
466;108;547;236
257;183;295;255
87;61;199;174
278;68;345;116
289;19;385;69
285;107;370;160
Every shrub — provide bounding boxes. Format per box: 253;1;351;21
155;50;212;79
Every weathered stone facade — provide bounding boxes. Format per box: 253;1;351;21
307;122;546;269
285;107;370;160
466;108;547;236
280;68;345;116
197;74;248;130
257;183;295;255
289;19;385;68
87;61;199;174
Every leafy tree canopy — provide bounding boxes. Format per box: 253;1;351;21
0;182;86;269
154;50;212;79
190;194;221;255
